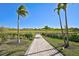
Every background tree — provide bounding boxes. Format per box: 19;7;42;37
43;26;50;29
17;5;28;44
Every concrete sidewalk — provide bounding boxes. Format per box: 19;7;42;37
24;34;63;56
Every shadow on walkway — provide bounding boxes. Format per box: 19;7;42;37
25;48;60;56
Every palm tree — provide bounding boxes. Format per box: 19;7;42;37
17;5;28;44
62;3;69;48
54;4;66;47
57;3;69;48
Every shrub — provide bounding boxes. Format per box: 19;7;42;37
42;32;79;42
68;34;79;42
0;33;7;42
24;33;33;40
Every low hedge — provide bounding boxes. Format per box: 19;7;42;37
0;33;33;41
41;33;79;42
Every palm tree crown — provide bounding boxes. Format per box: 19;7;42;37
17;5;28;17
54;3;67;15
58;3;67;10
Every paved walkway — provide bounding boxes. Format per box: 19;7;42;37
24;34;63;56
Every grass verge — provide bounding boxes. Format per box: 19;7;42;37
0;39;32;56
44;36;79;56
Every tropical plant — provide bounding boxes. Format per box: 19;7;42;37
17;5;28;44
54;3;66;47
54;3;69;48
24;33;33;40
60;3;69;48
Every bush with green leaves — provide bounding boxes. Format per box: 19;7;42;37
0;32;33;42
68;34;79;42
24;33;33;40
42;33;63;39
42;32;79;42
0;33;8;43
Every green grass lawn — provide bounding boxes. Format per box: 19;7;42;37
0;39;32;56
45;37;79;56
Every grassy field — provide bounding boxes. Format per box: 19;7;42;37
0;39;32;56
0;28;35;56
0;29;47;56
0;28;79;56
44;37;79;56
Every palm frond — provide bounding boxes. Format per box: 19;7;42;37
54;8;58;12
54;7;60;15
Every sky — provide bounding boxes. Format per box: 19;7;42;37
0;3;79;29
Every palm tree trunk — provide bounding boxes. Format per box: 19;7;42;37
64;9;69;48
58;14;66;46
17;14;20;44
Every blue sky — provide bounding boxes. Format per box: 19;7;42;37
0;3;79;29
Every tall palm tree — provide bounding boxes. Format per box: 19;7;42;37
57;3;69;48
17;5;28;44
54;4;66;47
62;3;69;48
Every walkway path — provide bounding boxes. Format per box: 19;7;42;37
24;34;63;56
